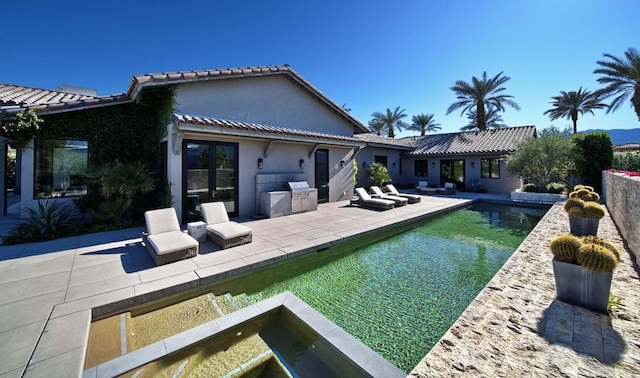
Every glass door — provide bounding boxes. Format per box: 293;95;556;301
315;149;329;203
183;141;238;223
440;159;465;187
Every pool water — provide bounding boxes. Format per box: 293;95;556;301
248;203;547;372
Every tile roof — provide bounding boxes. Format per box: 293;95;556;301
353;133;418;149
614;143;640;152
0;83;129;118
173;114;365;147
406;126;536;156
128;65;369;134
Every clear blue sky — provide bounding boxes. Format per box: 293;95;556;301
1;0;638;136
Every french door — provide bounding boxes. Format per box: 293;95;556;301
440;159;465;187
183;140;238;223
315;149;329;203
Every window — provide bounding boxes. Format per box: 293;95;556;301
35;139;88;198
374;155;388;167
414;160;428;177
481;158;500;179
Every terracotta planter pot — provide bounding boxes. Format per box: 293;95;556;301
552;258;611;314
569;218;599;236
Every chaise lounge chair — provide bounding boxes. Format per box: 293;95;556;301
142;208;199;266
201;202;253;249
416;181;438;194
369;186;409;206
384;184;422;203
354;187;395;210
437;182;457;195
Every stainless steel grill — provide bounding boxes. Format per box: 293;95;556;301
287;181;311;214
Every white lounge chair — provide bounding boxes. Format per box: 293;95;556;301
354;188;395;210
384;184;421;203
369;186;409;206
437;182;457;195
142;208;199;266
200;202;253;249
416;181;438;194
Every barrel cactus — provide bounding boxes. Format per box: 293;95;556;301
569;191;580;198
583;185;594;192
563;197;585;212
583;202;605;219
550;234;582;263
577;243;619;272
582;236;621;262
586;192;600;201
568;207;584;219
574;184;585;190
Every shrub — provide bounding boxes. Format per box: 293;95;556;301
572;133;613;193
367;162;391;187
506;126;573;189
521;183;538;192
612;151;640;171
545;182;566;194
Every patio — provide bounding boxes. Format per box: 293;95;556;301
0;193;638;377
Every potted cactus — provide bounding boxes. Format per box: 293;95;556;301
550;234;620;313
564;185;604;236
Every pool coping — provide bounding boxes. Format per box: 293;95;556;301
82;291;405;378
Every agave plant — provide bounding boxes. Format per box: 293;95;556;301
19;199;77;236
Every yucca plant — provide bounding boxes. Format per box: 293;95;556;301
19;200;77;237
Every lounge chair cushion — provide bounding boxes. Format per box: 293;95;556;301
146;231;199;256
369;186;409;206
354;187;395;209
206;222;252;240
385;184;422;203
200;202;230;224
145;208;181;235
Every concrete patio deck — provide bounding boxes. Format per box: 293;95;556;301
0;193;638;377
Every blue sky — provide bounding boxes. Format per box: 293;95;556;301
1;0;638;136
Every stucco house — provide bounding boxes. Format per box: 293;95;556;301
0;66;367;221
354;126;537;193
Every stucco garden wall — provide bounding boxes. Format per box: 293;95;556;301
604;171;640;265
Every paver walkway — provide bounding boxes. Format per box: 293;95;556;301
411;203;640;377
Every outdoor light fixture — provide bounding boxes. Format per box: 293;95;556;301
392;162;396;168
258;158;263;169
299;159;305;169
362;162;367;168
340;160;345;168
431;162;435;168
471;162;475;168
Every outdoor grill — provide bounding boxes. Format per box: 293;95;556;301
287;181;312;213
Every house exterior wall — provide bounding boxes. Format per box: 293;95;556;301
174;76;356;137
354;146;404;188
169;129;355;219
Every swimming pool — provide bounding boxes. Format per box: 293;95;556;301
244;202;547;372
85;202;548;374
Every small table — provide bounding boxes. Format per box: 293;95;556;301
187;221;207;242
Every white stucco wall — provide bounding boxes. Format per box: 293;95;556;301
354;147;405;188
174;76;356;137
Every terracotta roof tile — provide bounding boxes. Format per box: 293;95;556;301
406;126;536;156
174;113;365;146
354;133;418;149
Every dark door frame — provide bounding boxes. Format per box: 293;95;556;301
315;148;330;203
440;159;465;187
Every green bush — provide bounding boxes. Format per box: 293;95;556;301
367;162;391;187
572;133;613;193
545;182;566;194
521;183;538;192
6;147;15;189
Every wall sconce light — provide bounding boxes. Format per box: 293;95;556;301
431;162;435;169
299;159;305;169
471;161;475;168
362;162;367;168
392;162;396;168
340;160;345;168
258;158;263;169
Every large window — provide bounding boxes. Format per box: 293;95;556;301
414;160;428;176
35;139;88;198
374;155;388;167
481;158;500;179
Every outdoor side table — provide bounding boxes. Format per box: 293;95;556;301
187;221;207;242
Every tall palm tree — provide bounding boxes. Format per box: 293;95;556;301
446;71;520;131
594;47;640;121
371;106;407;138
368;119;386;136
461;105;506;131
543;87;607;134
408;113;441;136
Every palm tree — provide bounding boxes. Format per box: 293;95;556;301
368;119;386;136
594;47;640;121
371;106;407;138
446;71;520;131
461;105;506;131
543;87;607;134
408;113;441;136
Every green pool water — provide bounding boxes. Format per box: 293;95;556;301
249;203;547;372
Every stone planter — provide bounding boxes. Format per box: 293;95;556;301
552;258;611;314
569;218;599;236
511;190;566;204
